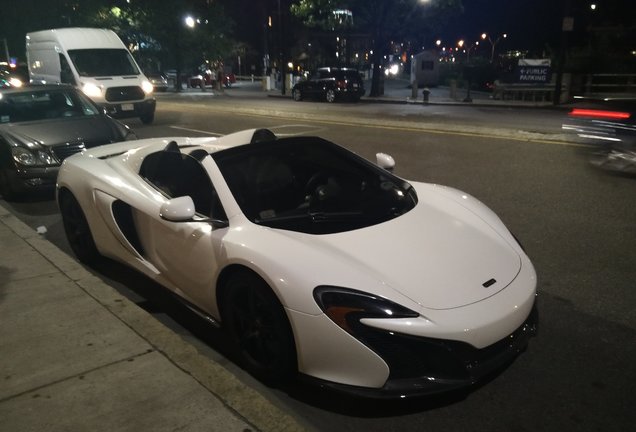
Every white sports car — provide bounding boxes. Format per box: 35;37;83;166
56;128;537;398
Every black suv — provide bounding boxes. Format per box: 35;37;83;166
292;67;365;103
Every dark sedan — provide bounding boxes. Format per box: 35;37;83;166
292;67;365;103
146;73;169;92
0;85;136;200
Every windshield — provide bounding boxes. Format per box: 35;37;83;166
0;88;100;123
213;137;417;234
68;49;140;77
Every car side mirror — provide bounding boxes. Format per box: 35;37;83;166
376;153;395;172
160;196;196;221
159;196;230;228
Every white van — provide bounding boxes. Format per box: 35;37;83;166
26;28;156;124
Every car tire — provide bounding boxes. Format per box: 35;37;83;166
292;89;302;101
140;110;155;125
325;89;336;103
0;169;18;201
222;270;296;385
59;191;101;265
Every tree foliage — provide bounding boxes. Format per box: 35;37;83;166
88;0;235;74
1;0;235;81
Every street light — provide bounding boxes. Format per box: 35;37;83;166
184;16;195;28
457;39;479;103
481;32;507;63
457;39;479;63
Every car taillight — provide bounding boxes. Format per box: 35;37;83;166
336;79;347;89
569;108;631;120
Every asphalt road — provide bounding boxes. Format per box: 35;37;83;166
3;94;635;432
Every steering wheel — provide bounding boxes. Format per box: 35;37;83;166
304;172;330;195
303;172;332;207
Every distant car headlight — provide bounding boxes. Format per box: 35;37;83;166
384;64;400;76
82;83;103;98
8;77;22;87
314;286;419;334
11;145;57;166
141;80;154;94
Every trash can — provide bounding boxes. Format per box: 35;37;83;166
422;88;430;104
262;76;271;91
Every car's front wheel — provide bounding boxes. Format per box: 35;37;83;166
292;88;302;101
140;110;155;125
59;191;101;265
325;88;336;103
222;270;296;385
0;169;19;201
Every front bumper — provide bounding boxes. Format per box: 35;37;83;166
303;303;538;399
2;164;59;195
101;98;156;120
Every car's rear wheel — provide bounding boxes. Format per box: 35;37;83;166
222;270;296;385
325;89;336;103
292;88;302;101
59;191;101;265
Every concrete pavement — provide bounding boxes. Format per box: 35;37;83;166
0;204;308;431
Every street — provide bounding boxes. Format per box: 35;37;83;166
3;89;636;431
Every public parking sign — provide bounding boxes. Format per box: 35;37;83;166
515;59;551;84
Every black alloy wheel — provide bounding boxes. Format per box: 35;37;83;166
222;271;296;385
59;191;101;264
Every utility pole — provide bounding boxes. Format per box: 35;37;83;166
554;0;573;105
278;0;285;95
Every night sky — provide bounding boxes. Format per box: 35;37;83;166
226;0;568;56
442;0;564;53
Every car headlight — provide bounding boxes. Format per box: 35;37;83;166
9;77;23;87
82;83;103;98
141;80;154;94
314;286;419;334
11;145;57;166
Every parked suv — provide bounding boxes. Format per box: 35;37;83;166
292;67;365;103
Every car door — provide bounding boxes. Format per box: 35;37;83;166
305;71;323;97
136;149;229;312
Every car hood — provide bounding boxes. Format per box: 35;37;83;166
268;183;521;311
0;117;121;147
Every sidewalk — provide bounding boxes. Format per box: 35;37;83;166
216;77;557;108
0;205;307;432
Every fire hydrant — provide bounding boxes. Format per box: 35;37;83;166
422;88;431;105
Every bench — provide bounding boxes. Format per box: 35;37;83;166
493;83;555;102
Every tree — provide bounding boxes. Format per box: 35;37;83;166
89;0;235;89
0;0;235;92
291;0;462;96
0;0;106;60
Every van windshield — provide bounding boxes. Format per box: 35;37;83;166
68;49;140;77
